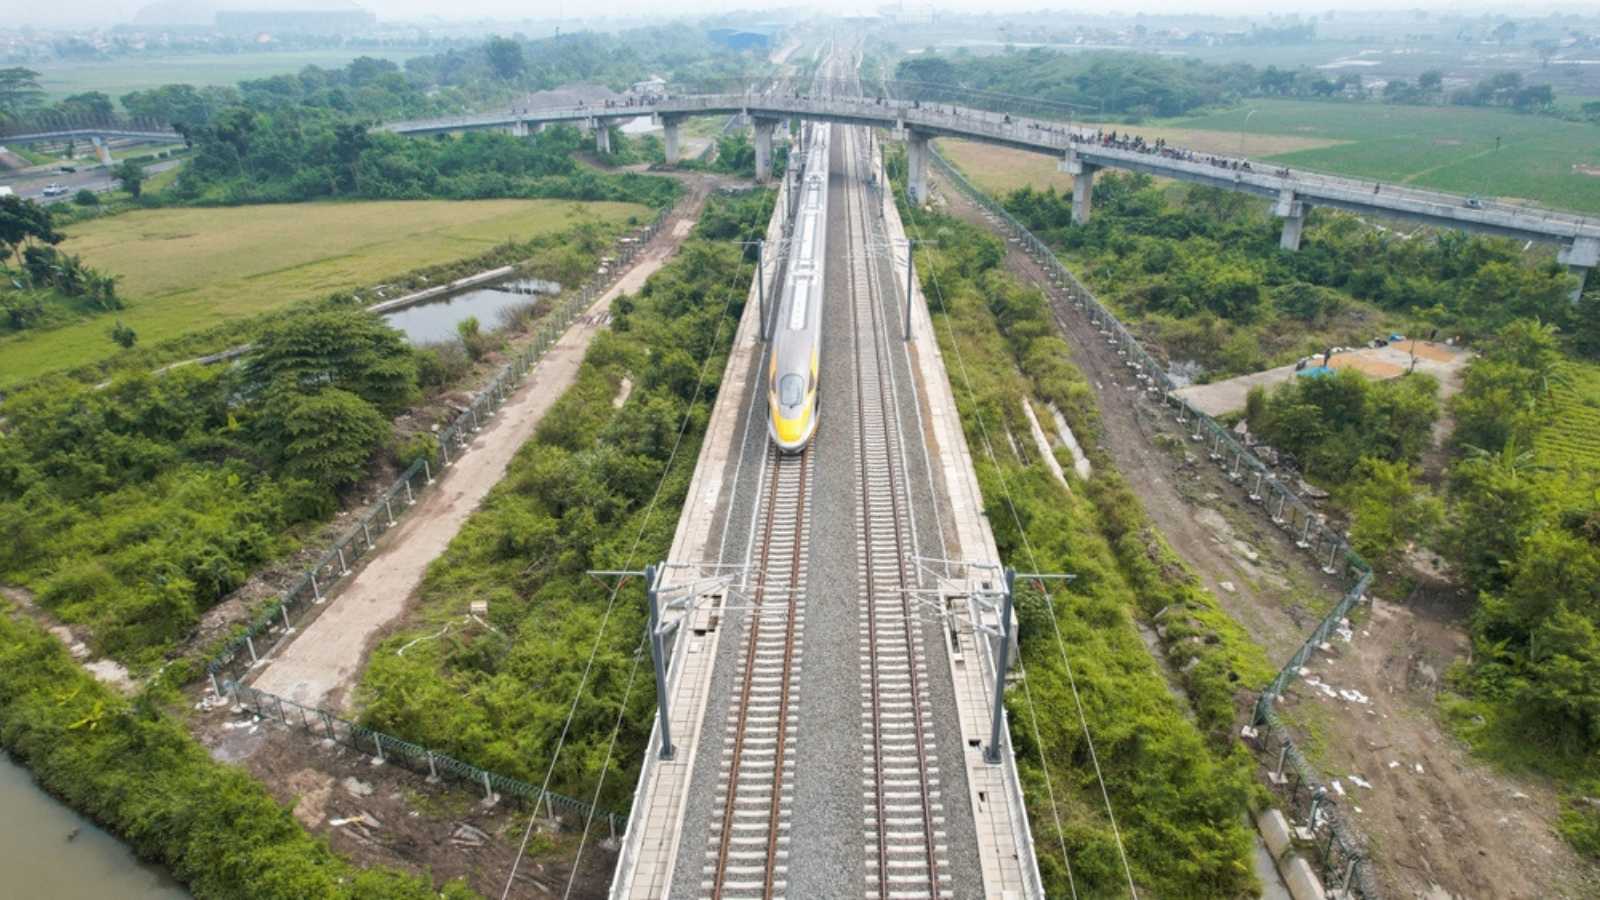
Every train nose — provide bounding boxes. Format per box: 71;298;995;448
773;411;807;448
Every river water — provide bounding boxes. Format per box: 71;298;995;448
0;752;186;899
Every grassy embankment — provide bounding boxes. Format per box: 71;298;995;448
0;199;647;387
354;191;774;809
0;608;476;899
894;166;1272;896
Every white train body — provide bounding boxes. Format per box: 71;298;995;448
768;123;831;453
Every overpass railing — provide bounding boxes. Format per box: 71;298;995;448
929;147;1381;899
0;115;179;140
385;88;1599;238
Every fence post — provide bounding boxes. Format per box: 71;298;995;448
482;770;494;801
280;604;291;631
361;521;372;548
373;731;386;763
385;497;396;525
246;634;258;664
337;546;349;576
311;571;323;603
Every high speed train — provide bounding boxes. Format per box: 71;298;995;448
768;122;831;453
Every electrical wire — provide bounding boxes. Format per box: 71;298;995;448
902;166;1139;899
499;225;752;900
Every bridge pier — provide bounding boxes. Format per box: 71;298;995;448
753;117;777;183
510;119;528;138
590;119;611;155
1275;189;1308;252
1559;236;1600;303
90;135;112;166
659;115;683;165
1060;150;1097;225
906;132;929;204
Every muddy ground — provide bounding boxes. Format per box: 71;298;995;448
932;174;1599;900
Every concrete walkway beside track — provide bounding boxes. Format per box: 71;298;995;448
248;207;697;713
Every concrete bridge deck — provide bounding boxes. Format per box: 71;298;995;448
385;90;1600;292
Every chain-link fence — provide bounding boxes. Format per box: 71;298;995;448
205;206;671;687
227;681;625;837
929;148;1380;898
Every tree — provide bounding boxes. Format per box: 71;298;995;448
485;37;526;81
1342;456;1442;565
256;386;389;491
0;67;43;121
245;307;418;415
109;320;137;348
73;189;99;207
332;123;372;194
60;91;114;120
1418;69;1444;92
0;195;63;267
113;159;145;198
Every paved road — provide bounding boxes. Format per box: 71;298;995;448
0;158;183;204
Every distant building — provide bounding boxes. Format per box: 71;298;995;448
631;77;667;96
215;8;376;34
708;26;776;52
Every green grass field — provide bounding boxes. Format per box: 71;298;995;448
0;198;646;386
31;49;432;102
1539;361;1600;470
1162;99;1600;213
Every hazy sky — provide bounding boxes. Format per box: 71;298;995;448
12;1;1573;31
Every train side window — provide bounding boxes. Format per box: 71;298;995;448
779;374;804;407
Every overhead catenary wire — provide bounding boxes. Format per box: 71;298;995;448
499;228;752;900
901;164;1139;899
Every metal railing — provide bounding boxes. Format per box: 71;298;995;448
930;147;1380;898
204;205;671;688
388;90;1600;240
227;681;625;836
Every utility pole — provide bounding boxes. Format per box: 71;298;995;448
644;562;675;759
985;567;1017;764
984;569;1074;765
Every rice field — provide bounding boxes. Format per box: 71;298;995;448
1539;361;1600;470
0;198;647;386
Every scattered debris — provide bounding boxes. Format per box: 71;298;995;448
1219;580;1237;593
343;776;374;797
1349;774;1374;790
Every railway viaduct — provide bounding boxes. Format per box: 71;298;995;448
384;91;1600;298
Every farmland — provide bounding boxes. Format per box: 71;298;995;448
1539;361;1600;471
0;198;647;386
1163;100;1600;213
29;49;433;102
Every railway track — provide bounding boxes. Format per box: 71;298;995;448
702;444;813;899
843;126;949;900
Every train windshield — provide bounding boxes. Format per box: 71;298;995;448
779;374;805;407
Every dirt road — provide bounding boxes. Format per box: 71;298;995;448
932;173;1597;900
248;188;708;714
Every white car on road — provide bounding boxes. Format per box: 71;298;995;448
42;183;69;197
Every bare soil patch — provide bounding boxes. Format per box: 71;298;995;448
189;699;615;898
933;170;1599;900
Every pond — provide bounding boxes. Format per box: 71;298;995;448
0;751;187;899
382;279;555;345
